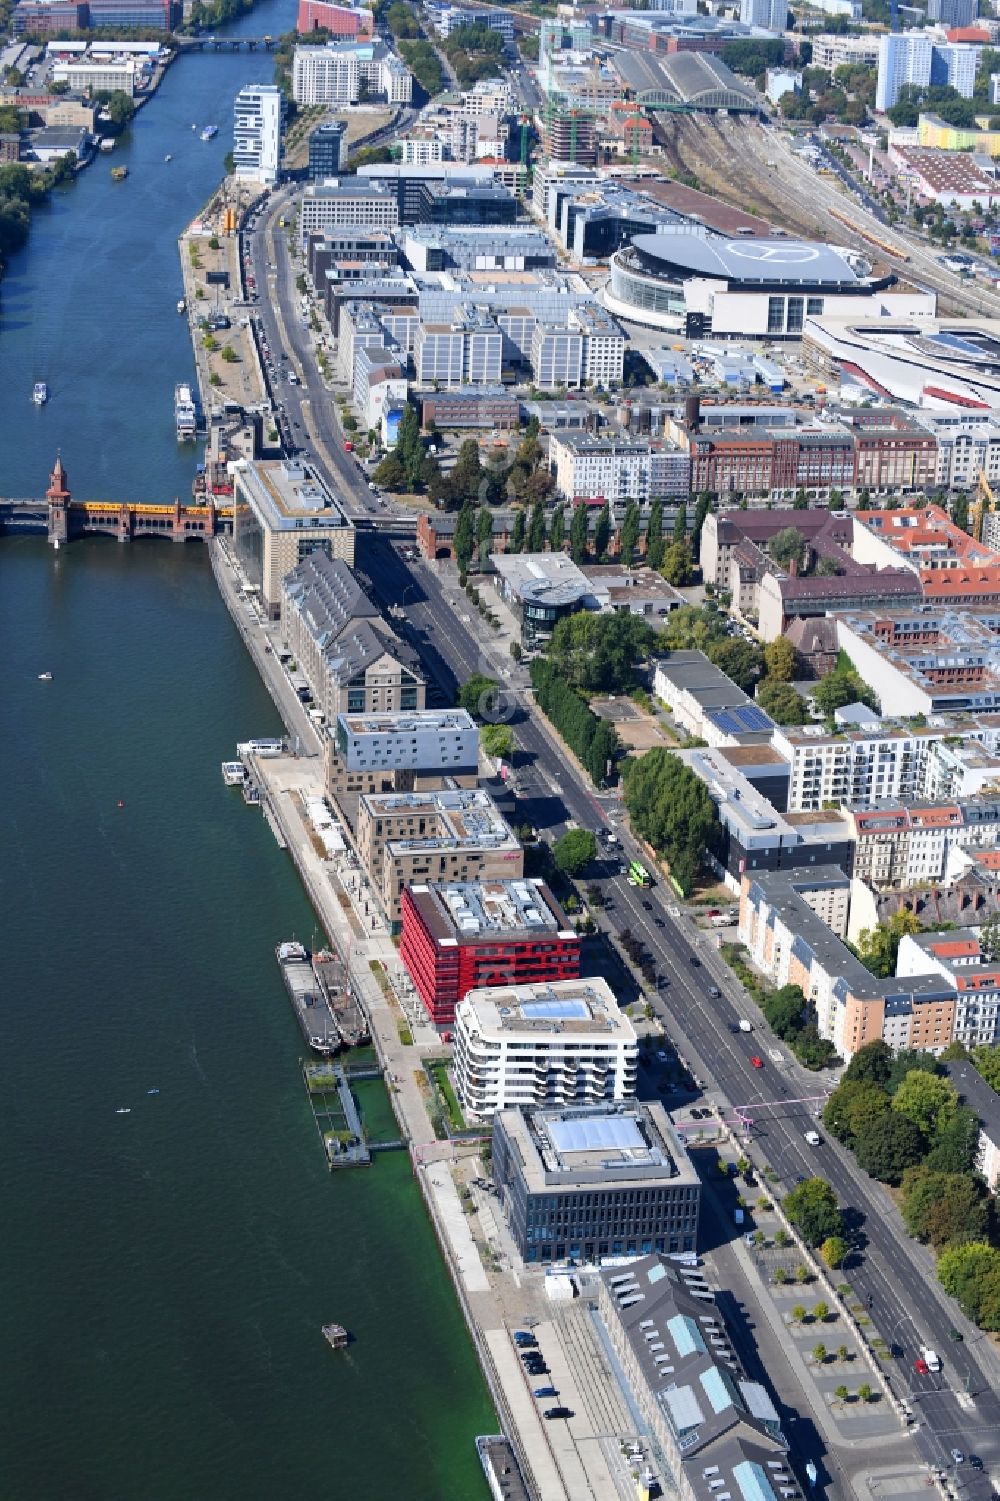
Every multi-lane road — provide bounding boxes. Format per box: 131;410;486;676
244;175;1000;1498
357;535;1000;1498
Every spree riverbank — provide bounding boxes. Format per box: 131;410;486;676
0;0;495;1491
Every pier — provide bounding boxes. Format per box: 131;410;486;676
302;1063;371;1170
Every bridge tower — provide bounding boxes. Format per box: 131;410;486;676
46;454;71;546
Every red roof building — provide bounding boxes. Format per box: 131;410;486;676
400;879;581;1027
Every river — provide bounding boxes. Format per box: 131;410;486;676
0;10;495;1498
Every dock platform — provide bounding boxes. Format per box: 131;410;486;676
303;1062;371;1168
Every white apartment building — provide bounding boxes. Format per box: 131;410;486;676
739;0;787;30
292;41;412;106
810;34;880;70
876;32;932;112
414;313;503;386
454;977;638;1121
922;413;1000;489
898;932;1000;1051
233;84;284;186
332;709;479;775
460;76;514;115
774;719;1000;812
398;136;444;164
846;798;1000;889
550;432;690;502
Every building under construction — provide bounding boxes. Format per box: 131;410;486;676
545;106;598;166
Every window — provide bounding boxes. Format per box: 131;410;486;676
786;297;804;334
767;297;784;335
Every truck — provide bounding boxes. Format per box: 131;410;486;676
804;1130;821;1147
920;1347;941;1373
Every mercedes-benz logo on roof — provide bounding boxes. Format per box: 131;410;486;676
724;241;819;263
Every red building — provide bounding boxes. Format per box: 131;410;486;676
296;0;373;35
400;879;581;1027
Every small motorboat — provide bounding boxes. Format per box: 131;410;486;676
38;671;52;681
147;1088;160;1095
164;153;172;162
115;1108;131;1115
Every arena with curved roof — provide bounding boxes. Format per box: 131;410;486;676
603;228;935;339
612;50;761;113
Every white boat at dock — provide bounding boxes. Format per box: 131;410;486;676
174;382;197;441
176;298;186;314
221;761;247;786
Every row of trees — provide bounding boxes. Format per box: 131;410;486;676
546;612;658;697
529;659;621;788
822;1039;1000;1329
759;983;838;1070
622;747;720;896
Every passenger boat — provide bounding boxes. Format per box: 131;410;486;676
33;382;48;405
176;298;186;314
200;124;218;141
221;761;246;786
321;1324;349;1350
174;382;197;441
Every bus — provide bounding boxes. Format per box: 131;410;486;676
627;860;653;888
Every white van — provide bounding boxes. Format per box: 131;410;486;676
804;1130;821;1147
738;1019;752;1033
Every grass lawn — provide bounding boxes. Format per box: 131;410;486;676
426;1058;465;1133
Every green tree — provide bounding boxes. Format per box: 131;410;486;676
925;1106;980;1175
453;501;475;575
619;500;640;566
673;499;688;546
552;828;598;877
661;603;729;652
708;637;764;694
763;636;797;683
761;983;806;1040
854;1111;925;1184
792;1305;807;1325
834;1385;849;1405
457;674;499;721
622;748;720;895
978;914;1000;966
901;1166;989;1249
886;1048;941;1094
586;719;620;787
549;501;565;553
481;723;514;760
594;501;611;560
508;509;525;554
813;1302;830;1322
843;1039;893;1089
812;669;878;716
823;1080;890;1148
783;1178;843;1247
548;613;656;695
691;492;713;559
476;504;494;565
645;498;664;571
757;678;809;726
526;500;546;554
769;526;808;570
857;1383;873;1404
820;1236;849;1270
892;1070;959;1141
661;540;694;586
448;438;484;503
854;910;923;980
812;1343;828;1364
937;1242;1000;1328
569;501;589;563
